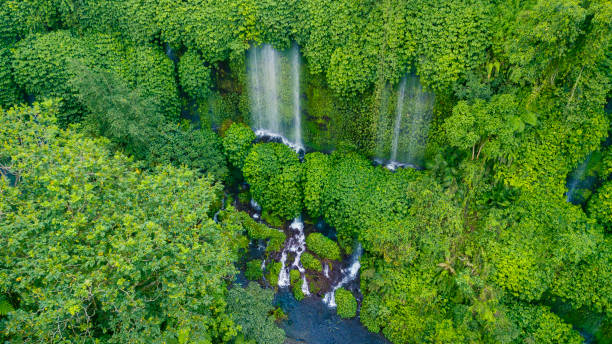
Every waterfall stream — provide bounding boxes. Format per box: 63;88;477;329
322;243;363;308
390;78;406;162
248;44;304;152
278;217;310;296
376;75;434;168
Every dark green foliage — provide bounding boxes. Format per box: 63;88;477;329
267;261;282;288
70;62;160;158
178;49;212;101
290;269;300;286
3;1;611;343
222;123;256;169
147;123;229;181
243;143;303;220
0;47;19;108
588;181;612;231
505;303;583;344
334;288;356;319
11;31;179;126
220;208;285;252
293;283;305;301
305;233;340;261
12;31;89;124
290;270;305;301
303;152;330;219
245;260;263;281
227;282;286;344
300;252;322;272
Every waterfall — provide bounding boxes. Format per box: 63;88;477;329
247;44;304;152
278;217;310;296
390;78;406;162
323;243;363;308
291;45;303;149
376;75;434;168
566;155;592;204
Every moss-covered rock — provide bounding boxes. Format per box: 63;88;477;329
267;261;282;287
301;252;322;272
306;233;341;261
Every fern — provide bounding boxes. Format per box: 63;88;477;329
0;296;14;316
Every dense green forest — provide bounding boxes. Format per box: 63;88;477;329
0;0;611;343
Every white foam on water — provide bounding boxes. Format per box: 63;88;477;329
277;217;309;295
323;243;363;308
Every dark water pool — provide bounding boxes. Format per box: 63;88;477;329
274;290;390;344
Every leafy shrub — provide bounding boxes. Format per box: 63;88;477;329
290;269;300;286
300;252;322;272
227;283;286;344
306;233;341;261
267;262;282;287
303;152;331;219
178;49;212;101
12;31;179;126
334;288;357;319
221;210;286;252
262;210;285;228
0;47;19;108
0;101;243;341
587;181;612;231
245;260;263;281
243;143;303;220
147;123;229;181
293;283;305;301
272;307;287;322
222;123;255;169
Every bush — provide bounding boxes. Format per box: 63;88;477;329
262;210;285;228
0;101;243;341
227;283;286;344
178;49;212;101
0;47;19;108
335;288;357;319
306;233;341;261
243;143;304;220
227;210;286;252
293;283;305;301
146;123;229;181
303;152;331;218
290;269;301;286
267;262;282;287
222;123;255;169
245;260;263;281
300;252;322;272
587;181;612;231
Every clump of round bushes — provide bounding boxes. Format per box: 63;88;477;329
335;288;357;318
245;260;263;281
306;233;341;261
300;252;322;271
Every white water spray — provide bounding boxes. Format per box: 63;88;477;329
390;78;406;162
247;44;304;153
291;45;303;149
277;217;310;295
376;75;434;167
323;243;363;308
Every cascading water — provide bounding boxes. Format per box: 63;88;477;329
375;75;434;168
390;78;406;162
291;45;303;149
323;243;363;308
566;154;594;204
247;44;304;152
278;217;310;295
